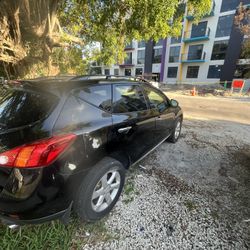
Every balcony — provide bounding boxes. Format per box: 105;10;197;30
181;52;206;63
183;28;210;43
119;59;136;68
186;1;215;20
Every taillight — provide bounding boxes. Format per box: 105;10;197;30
0;134;76;168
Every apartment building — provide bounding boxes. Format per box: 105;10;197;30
101;0;250;84
101;40;164;82
164;0;250;84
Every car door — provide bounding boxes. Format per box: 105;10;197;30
109;83;158;164
142;84;175;142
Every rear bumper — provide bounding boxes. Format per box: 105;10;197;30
0;164;81;225
0;202;72;226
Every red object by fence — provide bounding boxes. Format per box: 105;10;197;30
232;79;245;89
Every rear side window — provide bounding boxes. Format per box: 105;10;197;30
54;95;112;132
112;85;147;113
0;86;57;129
73;85;111;112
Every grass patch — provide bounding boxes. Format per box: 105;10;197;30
0;218;112;250
210;210;220;220
184;200;197;212
123;167;139;204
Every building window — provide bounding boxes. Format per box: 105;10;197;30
188;44;204;60
114;69;119;75
207;65;222;78
220;0;238;12
90;67;102;75
104;69;110;75
153;48;162;63
154;39;163;47
124;52;132;64
135;68;143;76
167;67;178;78
137;50;145;64
171;29;183;44
171;36;181;44
216;14;234;37
186;66;199;78
138;41;146;48
125;42;133;49
211;40;229;60
169;46;181;63
191;21;208;38
125;68;132;76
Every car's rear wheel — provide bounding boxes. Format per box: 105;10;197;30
167;117;182;143
73;157;125;222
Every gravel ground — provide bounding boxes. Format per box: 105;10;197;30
81;117;250;250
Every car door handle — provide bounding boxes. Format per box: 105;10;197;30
118;126;132;134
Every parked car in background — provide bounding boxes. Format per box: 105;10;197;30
0;76;183;226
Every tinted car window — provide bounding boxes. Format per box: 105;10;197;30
112;85;147;113
143;85;169;112
54;94;112;132
0;86;57;129
74;85;111;112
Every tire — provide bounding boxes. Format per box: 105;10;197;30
167;117;182;143
73;157;126;222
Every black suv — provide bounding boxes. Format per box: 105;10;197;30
0;76;183;226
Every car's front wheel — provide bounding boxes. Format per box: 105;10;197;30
73;157;125;222
167;117;182;143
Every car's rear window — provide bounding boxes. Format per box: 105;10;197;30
0;86;58;129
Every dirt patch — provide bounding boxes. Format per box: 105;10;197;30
148;167;193;195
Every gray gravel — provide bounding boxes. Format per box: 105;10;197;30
81;102;250;250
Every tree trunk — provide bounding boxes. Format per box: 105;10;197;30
0;0;77;79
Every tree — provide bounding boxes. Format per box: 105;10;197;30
0;0;211;79
235;3;250;78
235;3;250;56
0;0;83;78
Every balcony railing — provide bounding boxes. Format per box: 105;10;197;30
186;1;215;20
181;52;206;63
119;59;136;67
183;28;210;43
124;42;134;51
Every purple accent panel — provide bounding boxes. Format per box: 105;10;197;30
160;38;167;82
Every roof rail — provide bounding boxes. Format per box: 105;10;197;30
71;74;150;83
27;75;76;81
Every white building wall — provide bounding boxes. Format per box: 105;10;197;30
163;0;239;84
102;40;146;77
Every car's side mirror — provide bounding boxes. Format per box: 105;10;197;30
170;99;179;108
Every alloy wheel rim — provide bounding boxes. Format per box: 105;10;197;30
91;170;121;212
175;121;181;139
